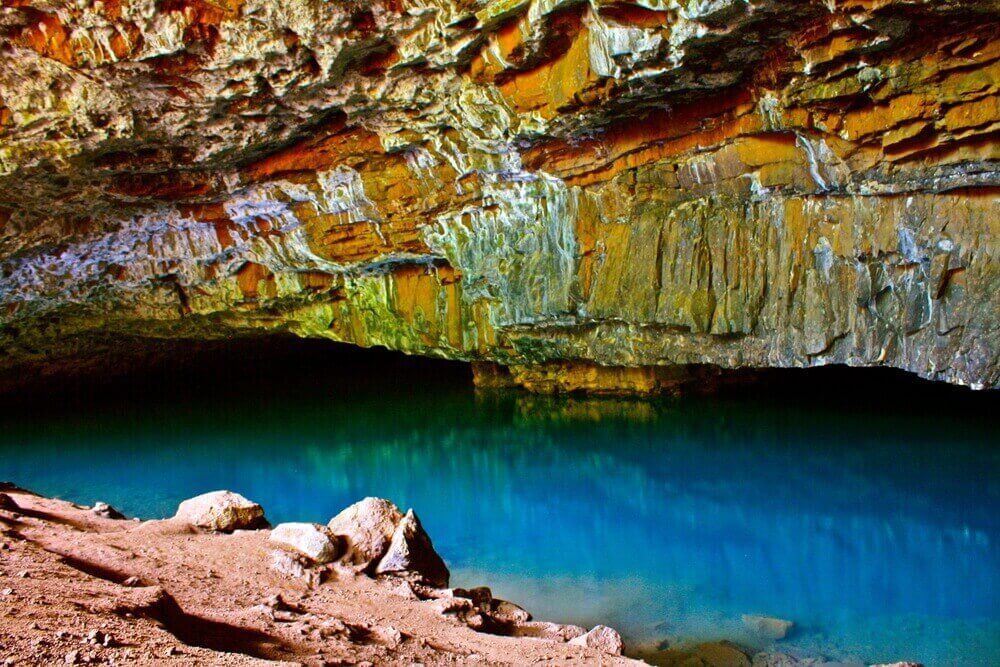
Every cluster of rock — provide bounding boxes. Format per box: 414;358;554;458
169;490;625;657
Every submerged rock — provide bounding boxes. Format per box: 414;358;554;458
327;498;403;567
742;615;795;640
375;509;450;588
174;491;267;532
568;625;624;655
269;523;341;564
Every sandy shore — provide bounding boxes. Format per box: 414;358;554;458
0;484;640;666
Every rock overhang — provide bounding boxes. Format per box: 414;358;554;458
0;0;997;391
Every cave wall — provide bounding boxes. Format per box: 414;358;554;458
0;0;997;390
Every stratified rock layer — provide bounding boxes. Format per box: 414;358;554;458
0;0;997;390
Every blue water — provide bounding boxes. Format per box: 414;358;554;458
1;369;996;665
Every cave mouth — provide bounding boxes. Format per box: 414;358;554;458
0;333;992;420
1;335;996;666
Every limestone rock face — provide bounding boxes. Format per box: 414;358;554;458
174;491;267;532
0;0;997;390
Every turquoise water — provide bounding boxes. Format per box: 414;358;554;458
0;354;996;666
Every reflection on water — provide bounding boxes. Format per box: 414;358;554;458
0;368;996;666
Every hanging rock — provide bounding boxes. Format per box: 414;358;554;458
0;1;996;396
375;509;449;588
327;498;403;567
174;491;267;532
270;523;341;564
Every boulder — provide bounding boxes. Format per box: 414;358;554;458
269;522;340;563
375;509;449;588
568;625;624;655
742;614;794;640
174;491;267;532
92;501;125;519
327;497;403;567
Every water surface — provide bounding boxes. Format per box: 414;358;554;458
1;348;996;665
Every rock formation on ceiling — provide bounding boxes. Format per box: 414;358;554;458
0;0;997;392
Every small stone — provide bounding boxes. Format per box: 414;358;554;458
371;625;403;648
429;597;474;616
568;625;624;655
269;523;341;564
327;497;403;567
273;610;297;623
742;614;795;640
270;550;309;579
375;509;449;588
17;571;28;578
1;588;12;596
64;651;79;665
511;621;586;642
262;593;295;611
85;630;108;646
454;586;492;608
91;502;125;519
489;599;531;624
122;576;142;587
174;491;267;532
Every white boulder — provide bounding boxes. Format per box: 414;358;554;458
270;522;340;563
174;491;266;532
327;497;403;566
